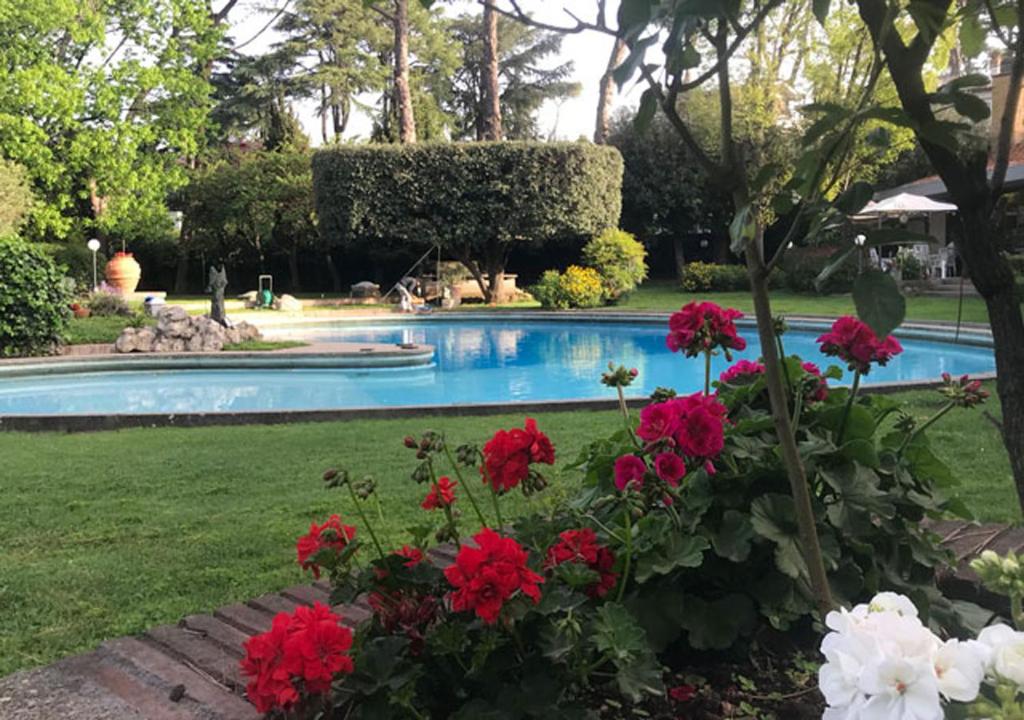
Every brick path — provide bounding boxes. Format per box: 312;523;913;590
0;528;1014;720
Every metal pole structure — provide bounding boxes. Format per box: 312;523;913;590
87;238;101;291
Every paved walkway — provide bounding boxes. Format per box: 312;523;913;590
0;527;1016;720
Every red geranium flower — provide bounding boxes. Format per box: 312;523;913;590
545;528;618;598
802;361;829;402
669;684;697;703
480;418;555;493
816;316;903;375
444;528;544;624
240;603;353;714
666;302;746;358
295;515;356;579
396;545;425;567
654;452;687;487
671;393;729;461
718;359;765;385
421;476;456;510
614;454;647;491
367;590;439;653
636;400;679;442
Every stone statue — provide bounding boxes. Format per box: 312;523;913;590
207;265;228;327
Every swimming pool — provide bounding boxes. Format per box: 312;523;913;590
0;318;997;416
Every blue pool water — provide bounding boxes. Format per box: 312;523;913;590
0;319;997;415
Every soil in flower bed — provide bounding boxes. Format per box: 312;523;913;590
592;638;824;719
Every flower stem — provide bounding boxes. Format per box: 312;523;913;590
616;508;632;602
1013;593;1024;631
703;350;712;397
346;482;386;560
442;443;490;529
487;478;506;536
898;401;955;454
776;335;793;395
616;386;631;430
837;370;861;445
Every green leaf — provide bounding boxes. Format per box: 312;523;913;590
853;269;906;338
917;119;965;151
634;534;709;583
907;0;949;42
812;0;831;25
711;509;755;562
617;0;655;33
958;12;985;57
634;88;658;132
729;203;756;254
952;91;991;121
680;594;757;650
750;163;780;193
834;181;874;215
612;34;658;89
820;464;895;518
814;246;857;291
841;438;880;468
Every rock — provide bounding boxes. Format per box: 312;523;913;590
351;281;381;299
113;307;261;354
273;294;302;312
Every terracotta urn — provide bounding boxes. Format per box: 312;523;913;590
105;252;142;294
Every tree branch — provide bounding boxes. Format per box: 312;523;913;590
991;0;1024;197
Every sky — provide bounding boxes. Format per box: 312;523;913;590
229;0;641;143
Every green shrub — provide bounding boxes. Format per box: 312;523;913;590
530;269;569;309
87;290;132;317
783;245;859;294
531;266;607;309
581;228;647;301
0;237;71;356
312;142;623;303
680;261;748;292
1005;253;1024;275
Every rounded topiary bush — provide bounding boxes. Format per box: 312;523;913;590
0;237;71;357
582;228;647;301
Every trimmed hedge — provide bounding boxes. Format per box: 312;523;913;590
680;262;748;292
0;237;71;356
312;142;623;301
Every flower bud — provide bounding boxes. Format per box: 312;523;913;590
323;468;339;482
403;436;417;449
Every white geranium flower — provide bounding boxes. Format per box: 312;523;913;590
820;633;872;708
867;612;939;663
858;658;943;720
933;638;985;702
868;592;920;618
978;623;1024;686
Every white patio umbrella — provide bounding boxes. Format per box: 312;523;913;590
854;192;957;219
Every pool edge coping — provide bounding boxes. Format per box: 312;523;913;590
0;371;999;434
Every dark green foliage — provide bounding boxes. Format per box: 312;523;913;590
784;245;860;294
0;159;33;237
680;262;749;292
0;237;71;356
312;142;623;301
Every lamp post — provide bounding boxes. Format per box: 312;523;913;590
87;238;101;291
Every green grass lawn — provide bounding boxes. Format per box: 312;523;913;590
66;315;154;345
607;282;994;324
0;391;1016;676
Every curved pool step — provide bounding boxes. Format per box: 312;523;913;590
0;341;435;378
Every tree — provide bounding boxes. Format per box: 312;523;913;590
607;110;731;276
312;143;623;303
595;37;627;144
0;160;34;238
481;1;503;140
274;0;390;143
851;0;1024;511
369;3;459;143
181;150;317;290
446;15;580;140
0;0;222;243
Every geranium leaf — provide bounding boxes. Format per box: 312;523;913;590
711;509;755;562
680;593;757;649
634;534;709;583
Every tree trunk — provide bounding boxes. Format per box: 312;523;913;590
672;236;686;282
325;251;342;293
955;212;1024;507
594;37;627;144
481;1;502;141
744;223;834;617
393;0;417;144
288;244;302;293
174;246;190;294
459;254;493;304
